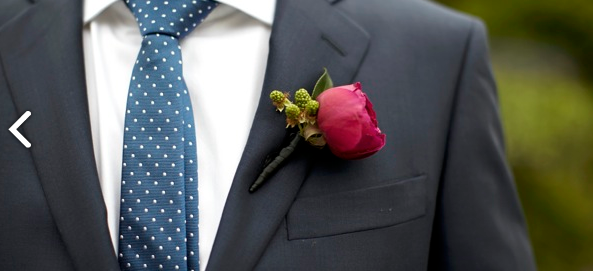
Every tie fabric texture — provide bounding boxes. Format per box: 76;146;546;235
119;0;217;270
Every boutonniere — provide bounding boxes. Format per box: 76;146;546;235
249;69;386;192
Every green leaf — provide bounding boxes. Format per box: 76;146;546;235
311;68;334;99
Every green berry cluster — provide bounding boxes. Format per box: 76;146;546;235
285;104;301;119
294;89;311;109
270;88;319;128
270;90;285;104
305;100;319;116
269;90;290;112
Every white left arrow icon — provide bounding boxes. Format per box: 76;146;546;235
9;111;32;148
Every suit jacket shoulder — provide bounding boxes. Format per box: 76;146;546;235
341;0;479;34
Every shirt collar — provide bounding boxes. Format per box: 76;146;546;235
83;0;276;25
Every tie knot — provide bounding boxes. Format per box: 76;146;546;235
124;0;218;39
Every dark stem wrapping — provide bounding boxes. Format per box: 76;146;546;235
249;134;302;193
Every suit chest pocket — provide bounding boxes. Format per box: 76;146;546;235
286;174;427;240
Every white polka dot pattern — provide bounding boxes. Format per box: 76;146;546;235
119;0;217;270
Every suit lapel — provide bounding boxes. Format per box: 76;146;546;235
0;0;119;270
206;0;370;269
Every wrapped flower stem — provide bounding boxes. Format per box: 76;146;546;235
249;134;302;193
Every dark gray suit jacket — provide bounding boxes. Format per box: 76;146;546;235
0;0;536;270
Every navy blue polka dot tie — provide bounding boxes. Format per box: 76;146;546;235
118;0;217;270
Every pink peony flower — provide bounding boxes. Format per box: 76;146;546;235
316;82;386;160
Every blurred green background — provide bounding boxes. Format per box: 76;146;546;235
436;0;593;270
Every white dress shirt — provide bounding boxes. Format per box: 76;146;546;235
82;1;274;269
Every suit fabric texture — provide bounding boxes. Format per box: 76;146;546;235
0;0;536;270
